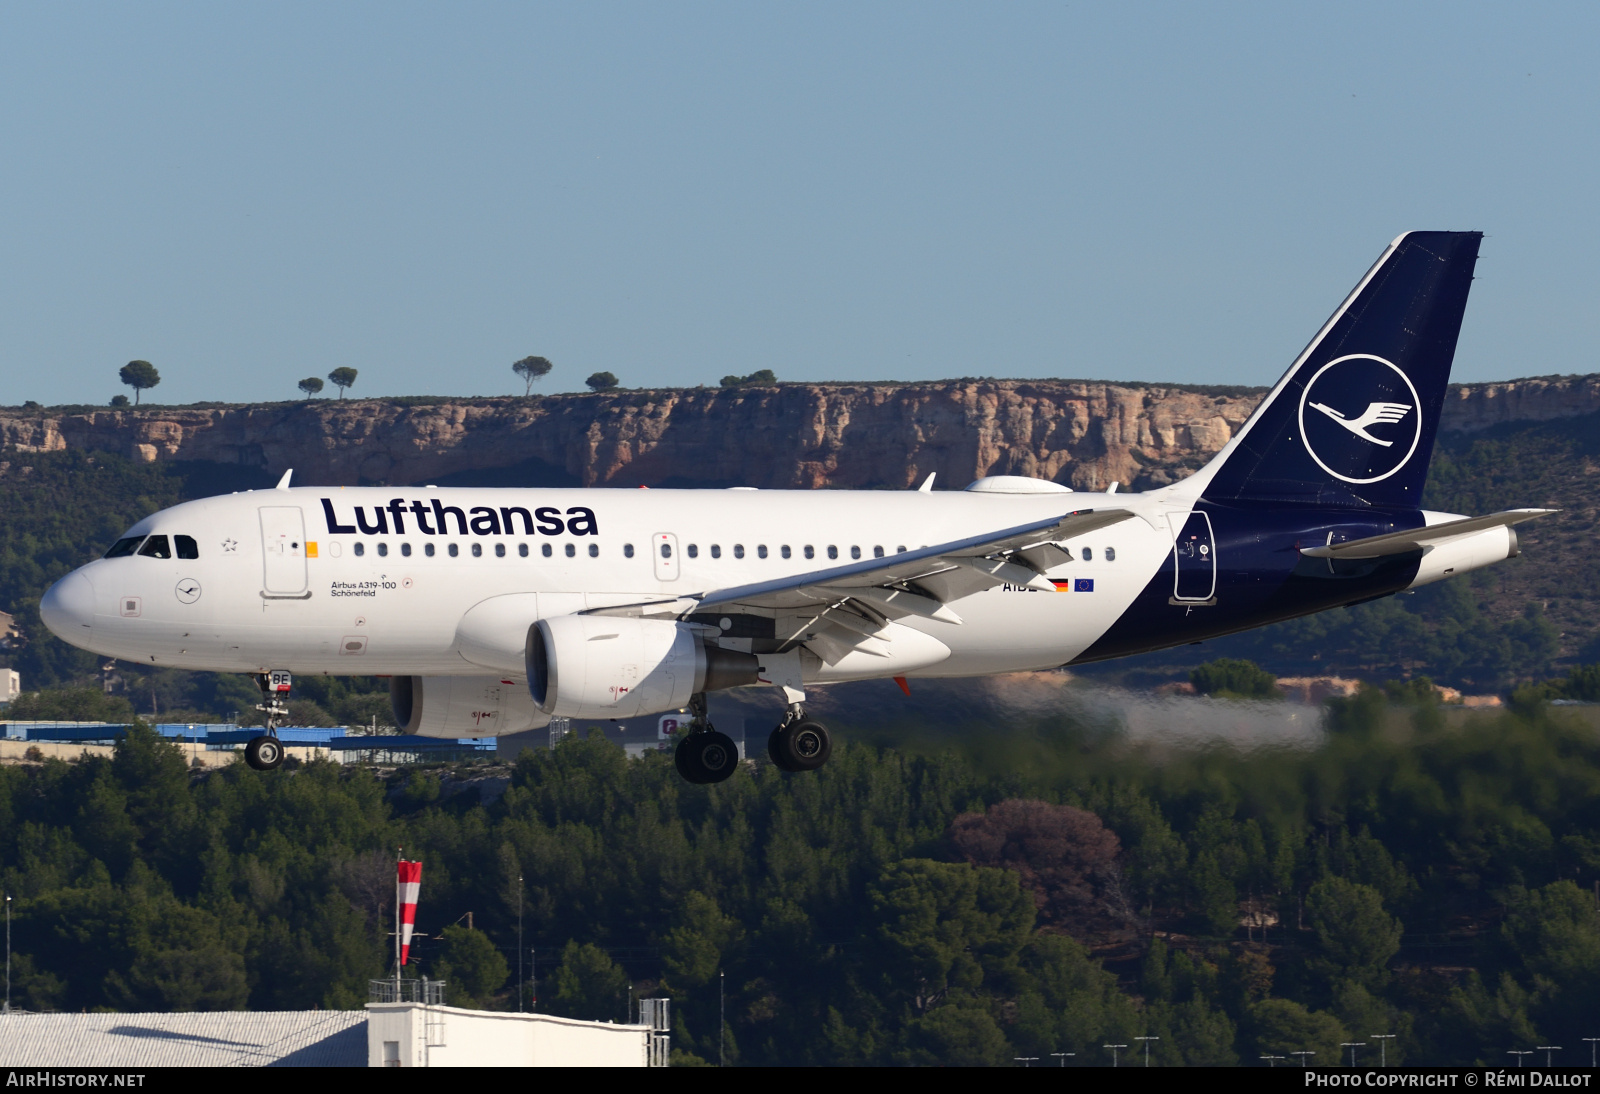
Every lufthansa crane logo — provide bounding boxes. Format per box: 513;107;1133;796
1297;354;1422;484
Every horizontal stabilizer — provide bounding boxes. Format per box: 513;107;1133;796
1299;509;1557;559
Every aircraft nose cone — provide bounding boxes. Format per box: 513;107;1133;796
40;570;95;639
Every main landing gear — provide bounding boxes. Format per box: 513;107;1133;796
673;692;740;785
245;670;290;772
767;704;831;773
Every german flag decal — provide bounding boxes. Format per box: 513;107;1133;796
1051;579;1072;592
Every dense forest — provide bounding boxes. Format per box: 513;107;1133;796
6;696;1600;1066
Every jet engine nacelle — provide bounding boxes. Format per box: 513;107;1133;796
390;675;551;738
527;615;760;719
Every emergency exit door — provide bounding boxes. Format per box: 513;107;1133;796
260;507;308;595
1168;511;1217;602
653;533;680;581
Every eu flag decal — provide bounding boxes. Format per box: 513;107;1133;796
1074;578;1094;593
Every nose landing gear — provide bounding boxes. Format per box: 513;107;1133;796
672;692;740;785
245;670;290;771
767;705;831;772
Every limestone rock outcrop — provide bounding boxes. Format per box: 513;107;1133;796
1;373;1594;490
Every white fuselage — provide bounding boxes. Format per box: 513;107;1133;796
48;485;1169;682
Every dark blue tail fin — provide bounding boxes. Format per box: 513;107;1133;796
1199;231;1482;508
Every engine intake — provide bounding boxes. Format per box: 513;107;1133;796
527;616;759;718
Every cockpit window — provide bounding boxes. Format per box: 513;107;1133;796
175;535;199;560
137;535;172;559
104;536;145;558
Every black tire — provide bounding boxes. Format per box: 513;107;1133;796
674;733;705;781
773;720;831;772
245;735;284;771
767;726;797;771
676;731;740;784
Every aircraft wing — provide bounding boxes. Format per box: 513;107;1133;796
584;508;1138;656
1298;508;1557;559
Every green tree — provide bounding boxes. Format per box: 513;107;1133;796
327;367;358;398
869;859;1034;1010
6;686;134;722
662;891;743;991
118;360;160;405
1191;658;1280;699
720;369;776;388
1306;877;1402;987
584;371;618;392
110;394;129;407
1250;997;1348;1063
297;377;324;399
547;940;629;1022
1500;880;1600;985
512;355;553;395
896;995;1010;1066
432;925;509;1008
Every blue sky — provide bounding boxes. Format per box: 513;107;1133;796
1;3;1596;405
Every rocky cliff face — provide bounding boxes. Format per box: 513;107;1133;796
2;373;1596;491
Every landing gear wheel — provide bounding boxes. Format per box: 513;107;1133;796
769;720;831;772
245;735;284;771
674;731;739;784
767;726;796;772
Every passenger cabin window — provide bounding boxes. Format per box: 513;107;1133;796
804;546;815;559
588;543;599;558
897;545;907;553
354;542;366;557
471;543;482;557
659;543;671;559
542;543;553;558
1082;547;1093;561
495;543;505;557
710;545;721;559
104;536;145;558
1106;547;1116;561
565;543;575;558
687;544;698;558
781;545;791;559
448;543;459;558
175;535;199;560
757;545;768;559
624;543;634;558
827;546;838;560
138;535;172;559
401;543;412;557
425;543;436;557
520;543;530;557
873;546;884;558
377;542;388;557
850;546;861;560
733;544;745;559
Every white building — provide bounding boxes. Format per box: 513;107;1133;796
0;668;19;705
367;1002;666;1067
0;1003;668;1067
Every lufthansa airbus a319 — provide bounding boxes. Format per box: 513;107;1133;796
41;231;1551;782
